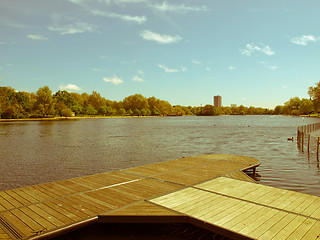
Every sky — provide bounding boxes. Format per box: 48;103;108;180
1;0;320;109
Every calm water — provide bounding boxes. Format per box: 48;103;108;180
1;115;320;196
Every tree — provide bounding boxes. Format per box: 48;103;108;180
273;105;283;115
118;108;126;116
300;98;314;115
123;94;149;112
61;108;73;117
33;86;55;117
308;81;320;111
84;105;97;115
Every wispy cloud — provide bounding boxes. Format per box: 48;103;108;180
260;61;279;70
27;34;48;40
48;22;97;35
181;66;187;72
0;41;5;45
191;60;201;64
59;84;82;91
240;43;275;56
69;0;147;24
229;66;236;70
283;85;288;89
158;64;179;73
132;75;144;82
103;75;123;85
91;10;147;24
291;35;319;46
132;69;144;82
140;30;182;44
153;1;210;14
205;67;211;71
92;68;105;72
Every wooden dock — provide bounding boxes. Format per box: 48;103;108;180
0;154;319;239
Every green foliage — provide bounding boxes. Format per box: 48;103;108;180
34;86;55;117
84;105;97;115
118;108;126;116
61;108;73;117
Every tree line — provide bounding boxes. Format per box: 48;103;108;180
0;81;319;119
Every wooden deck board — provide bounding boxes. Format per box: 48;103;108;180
3;154;320;240
301;221;320;239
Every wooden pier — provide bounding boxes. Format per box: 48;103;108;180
0;154;319;239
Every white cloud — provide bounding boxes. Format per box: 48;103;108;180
103;75;123;85
59;84;82;91
283;85;288;89
0;66;2;71
291;35;318;46
0;41;6;45
137;70;144;75
191;60;201;64
140;30;182;44
260;61;279;70
153;1;209;13
92;10;146;24
181;66;187;72
205;67;211;71
240;43;275;56
229;66;236;70
132;75;144;82
158;64;179;73
48;22;97;35
267;65;279;70
92;68;105;72
242;97;247;100
27;34;48;40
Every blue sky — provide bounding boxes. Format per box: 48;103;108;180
0;0;320;108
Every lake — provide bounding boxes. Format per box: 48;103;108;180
1;115;320;196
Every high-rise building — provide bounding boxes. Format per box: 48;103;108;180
214;95;222;107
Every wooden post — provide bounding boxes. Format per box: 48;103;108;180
308;134;310;154
317;137;320;157
301;131;304;152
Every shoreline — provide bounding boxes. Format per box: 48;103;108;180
0;115;162;122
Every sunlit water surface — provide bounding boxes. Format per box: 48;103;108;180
1;115;320;196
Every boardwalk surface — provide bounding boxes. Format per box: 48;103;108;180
2;154;318;239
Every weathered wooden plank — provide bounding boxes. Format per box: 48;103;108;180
69;195;108;213
1;210;33;237
0;195;14;211
0;227;11;240
43;201;82;222
220;203;263;230
271;215;307;239
286;218;317;240
10;188;40;205
9;208;44;234
301;220;320;239
238;208;280;236
31;185;61;199
28;204;67;227
0;192;23;209
19;206;56;231
301;198;320;217
258;212;296;240
4;190;32;206
50;198;91;219
60;196;97;217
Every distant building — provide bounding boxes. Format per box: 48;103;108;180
231;104;237;108
214;95;222;108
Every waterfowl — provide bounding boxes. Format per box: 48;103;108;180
287;137;294;141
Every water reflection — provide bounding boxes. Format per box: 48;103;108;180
1;116;320;196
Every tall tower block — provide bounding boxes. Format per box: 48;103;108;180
214;95;222;107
